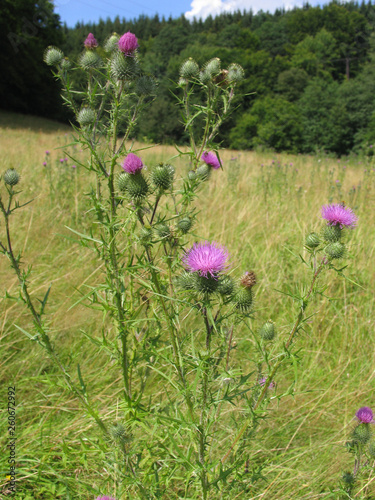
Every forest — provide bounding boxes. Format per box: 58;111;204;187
3;0;375;155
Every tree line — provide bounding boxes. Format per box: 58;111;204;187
3;0;375;155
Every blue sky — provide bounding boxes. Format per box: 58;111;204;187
54;0;316;27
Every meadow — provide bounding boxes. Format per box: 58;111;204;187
0;109;374;499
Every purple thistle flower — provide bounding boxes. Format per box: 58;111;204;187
45;150;50;155
43;161;47;166
64;157;68;162
84;33;98;49
95;497;117;500
259;377;275;389
201;151;221;170
59;158;64;163
118;32;138;56
321;203;357;228
355;407;374;423
182;241;230;278
122;153;143;174
72;165;77;169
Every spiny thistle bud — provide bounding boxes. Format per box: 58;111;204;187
259;321;276;341
151;164;174;190
227;63;245;84
342;472;355;485
44;46;64;66
204;58;221;78
104;33;119;52
235;287;253;312
176;272;197;291
4;169;20;186
196;164;211;181
109;422;128;444
323;224;342;242
180;58;199;80
156;223;171;239
110;52;140;80
195;274;219;294
240;271;257;289
188;170;197;181
135;75;156;97
325;241;345;260
178;77;188;87
138;225;153;246
77;107;96;126
60;57;71;70
352;423;371;444
79;50;102;70
199;70;211;85
305;232;320;249
117;172;148;200
177;216;193;234
217;275;234;296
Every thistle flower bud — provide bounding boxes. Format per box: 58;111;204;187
4;169;20;186
195;274;219;294
259;321;276;341
104;33;120;53
352;423;371;444
177;216;193;234
138;225;153;246
77;107;96;126
79;50;102;70
60;57;71;70
323;224;342;242
180;58;199;80
156;223;171;239
305;232;320;249
109;422;127;444
325;241;345;260
240;271;257;289
176;272;197;291
235;288;253;312
84;33;98;49
117;172;148;200
135;75;156;97
204;58;221;78
227;63;245;84
217;275;234;296
188;170;197;180
151;164;174;190
196;164;211;181
118;32;139;56
44;46;64;66
178;78;188;87
110;52;140;80
199;70;211;85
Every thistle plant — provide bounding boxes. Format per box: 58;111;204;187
0;31;360;499
340;407;375;497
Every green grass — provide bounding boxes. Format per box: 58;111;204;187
1;110;375;499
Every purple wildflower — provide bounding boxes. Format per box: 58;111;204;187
182;241;229;278
118;32;138;56
45;150;50;155
64;157;68;162
59;159;64;163
122;153;143;174
259;377;275;389
72;165;77;169
321;203;357;228
356;407;374;423
84;33;98;49
43;161;47;166
201;151;221;170
95;497;117;500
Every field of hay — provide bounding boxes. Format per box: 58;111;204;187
0;110;374;499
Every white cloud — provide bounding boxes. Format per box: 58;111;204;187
185;0;303;20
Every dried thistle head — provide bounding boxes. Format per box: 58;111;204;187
240;271;257;289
